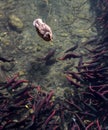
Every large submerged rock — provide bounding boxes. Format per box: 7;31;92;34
8;14;23;32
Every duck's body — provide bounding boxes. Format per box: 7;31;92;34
33;18;53;41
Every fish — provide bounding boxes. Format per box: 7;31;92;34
58;52;81;60
42;48;56;61
0;57;14;62
37;48;56;61
65;43;78;53
33;18;53;41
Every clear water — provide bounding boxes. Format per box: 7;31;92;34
0;0;97;95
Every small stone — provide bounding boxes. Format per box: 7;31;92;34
60;33;68;37
8;14;23;32
0;11;5;19
13;119;18;123
18;70;26;76
1;62;14;72
29;109;34;114
0;32;8;37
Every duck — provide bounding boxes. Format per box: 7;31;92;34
33;18;53;41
